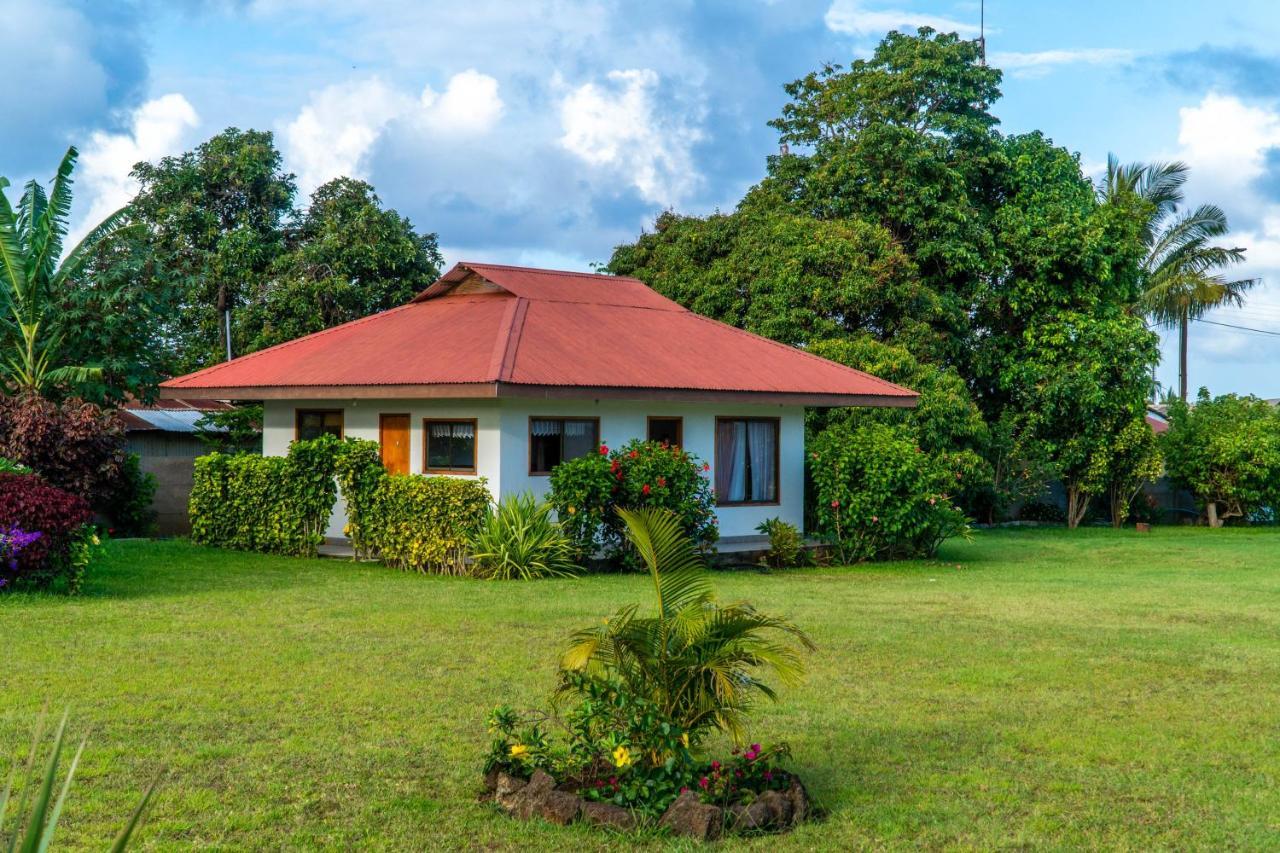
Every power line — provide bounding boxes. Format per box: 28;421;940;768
1194;317;1280;337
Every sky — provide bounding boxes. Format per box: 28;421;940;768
5;0;1280;397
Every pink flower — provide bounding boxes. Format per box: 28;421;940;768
750;743;761;752
698;776;710;789
710;760;720;771
831;499;840;508
928;498;936;505
763;771;773;781
680;786;689;793
871;515;879;523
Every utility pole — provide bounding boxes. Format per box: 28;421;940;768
979;0;987;65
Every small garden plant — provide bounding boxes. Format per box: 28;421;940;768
480;507;814;838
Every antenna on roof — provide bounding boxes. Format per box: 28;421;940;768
979;0;986;66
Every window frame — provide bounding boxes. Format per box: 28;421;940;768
713;416;781;507
646;415;684;448
527;416;601;476
294;408;345;442
423;418;479;475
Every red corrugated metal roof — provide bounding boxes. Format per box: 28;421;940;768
161;262;917;404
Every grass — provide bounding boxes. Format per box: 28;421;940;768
3;527;1280;850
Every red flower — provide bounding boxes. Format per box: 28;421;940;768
710;760;720;771
599;444;609;455
629;450;639;459
610;459;620;473
680;786;689;793
831;499;840;508
698;776;710;789
642;484;651;496
702;462;710;471
595;779;605;788
609;776;618;786
657;476;667;488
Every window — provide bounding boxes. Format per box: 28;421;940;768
296;409;343;442
529;417;599;474
715;417;779;505
425;419;477;473
647;416;683;447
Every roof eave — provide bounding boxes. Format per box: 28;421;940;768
159;381;916;407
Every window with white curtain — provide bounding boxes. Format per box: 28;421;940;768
529;417;599;474
714;417;779;504
425;419;477;472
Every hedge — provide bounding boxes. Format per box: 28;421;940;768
0;472;95;593
358;473;491;574
190;435;344;556
191;435;491;570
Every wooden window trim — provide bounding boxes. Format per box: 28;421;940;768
646;415;683;448
423;418;479;474
714;416;781;507
528;416;601;476
294;408;344;442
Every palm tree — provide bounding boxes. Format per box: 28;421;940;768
560;507;814;743
0;146;134;395
1102;155;1256;401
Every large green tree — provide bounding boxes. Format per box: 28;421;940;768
129;128;296;373
242;177;442;351
611;28;1160;522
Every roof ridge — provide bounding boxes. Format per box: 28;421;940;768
165;301;422;386
683;313;916;396
462;260;645;284
493;298;530;381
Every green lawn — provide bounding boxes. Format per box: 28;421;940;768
3;528;1280;850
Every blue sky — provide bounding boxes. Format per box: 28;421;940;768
5;0;1280;397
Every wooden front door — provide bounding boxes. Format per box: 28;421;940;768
379;414;410;475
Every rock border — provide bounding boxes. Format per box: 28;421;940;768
483;769;810;842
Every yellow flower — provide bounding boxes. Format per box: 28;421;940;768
509;744;530;760
680;733;689;748
567;506;576;515
612;745;632;768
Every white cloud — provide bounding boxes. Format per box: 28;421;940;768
1177;94;1280;194
74;93;199;243
558;68;703;205
419;69;504;134
824;0;980;38
283;70;504;196
990;48;1137;78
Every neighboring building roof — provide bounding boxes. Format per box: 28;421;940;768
1145;408;1169;434
160;262;918;407
121;398;235;433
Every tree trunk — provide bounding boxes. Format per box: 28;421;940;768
1110;486;1125;529
1179;311;1189;402
1207;501;1220;528
1066;485;1087;529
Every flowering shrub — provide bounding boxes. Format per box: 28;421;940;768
696;742;794;807
810;422;970;563
548;439;716;565
0;472;94;592
0;392;127;509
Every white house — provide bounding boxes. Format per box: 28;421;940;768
160;262;916;543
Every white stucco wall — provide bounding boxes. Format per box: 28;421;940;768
262;398;806;541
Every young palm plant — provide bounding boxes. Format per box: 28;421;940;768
0;146;135;394
1;709;158;851
560;507;814;744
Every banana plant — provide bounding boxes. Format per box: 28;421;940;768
0;709;158;851
0;147;136;395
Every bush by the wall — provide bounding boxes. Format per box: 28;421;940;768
190;435;344;556
0;472;95;592
360;474;491;573
548;439;717;565
333;438;385;560
469;492;578;580
756;517;804;568
0;392;127;510
810;422;969;562
101;452;157;537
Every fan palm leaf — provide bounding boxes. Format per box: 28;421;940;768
560;508;813;743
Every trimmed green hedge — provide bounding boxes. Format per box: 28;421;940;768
192;435;491;571
360;474;491;574
190;435;344;556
